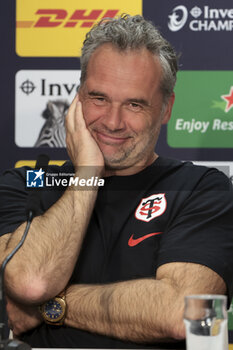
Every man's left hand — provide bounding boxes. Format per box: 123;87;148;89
6;296;43;336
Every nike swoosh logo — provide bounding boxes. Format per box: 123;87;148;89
128;232;162;247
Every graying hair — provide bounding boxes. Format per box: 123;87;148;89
80;14;178;102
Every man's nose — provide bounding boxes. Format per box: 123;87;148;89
102;104;125;131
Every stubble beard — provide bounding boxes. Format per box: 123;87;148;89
103;128;159;172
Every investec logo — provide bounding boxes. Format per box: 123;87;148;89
15;70;81;147
19;78;79;97
168;5;233;31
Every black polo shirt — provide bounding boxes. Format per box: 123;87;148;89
0;157;233;348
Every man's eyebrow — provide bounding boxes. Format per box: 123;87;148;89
127;98;150;107
88;90;108;97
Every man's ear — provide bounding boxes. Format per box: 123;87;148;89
162;92;175;125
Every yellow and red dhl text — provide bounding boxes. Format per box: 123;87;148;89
17;9;119;28
16;0;142;56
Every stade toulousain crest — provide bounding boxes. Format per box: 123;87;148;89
135;194;167;222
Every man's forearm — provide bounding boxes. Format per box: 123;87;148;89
3;172;100;304
64;262;226;344
65;278;185;343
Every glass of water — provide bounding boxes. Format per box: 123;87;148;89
184;294;228;350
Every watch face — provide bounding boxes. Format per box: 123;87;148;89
43;297;66;323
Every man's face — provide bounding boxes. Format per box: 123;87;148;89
79;44;174;174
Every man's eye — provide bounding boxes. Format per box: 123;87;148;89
92;97;106;106
129;103;142;111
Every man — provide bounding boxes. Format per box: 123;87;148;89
0;14;233;349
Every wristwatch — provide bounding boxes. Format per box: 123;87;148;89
39;292;66;325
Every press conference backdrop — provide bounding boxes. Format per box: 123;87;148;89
1;0;233;339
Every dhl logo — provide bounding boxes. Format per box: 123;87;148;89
17;9;119;29
16;0;142;56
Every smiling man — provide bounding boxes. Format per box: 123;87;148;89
78;44;173;173
0;14;233;349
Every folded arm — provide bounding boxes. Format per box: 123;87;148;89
64;262;226;343
0;94;104;305
1;186;98;304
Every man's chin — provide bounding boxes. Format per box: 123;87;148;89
104;160;127;171
103;155;129;171
100;145;138;171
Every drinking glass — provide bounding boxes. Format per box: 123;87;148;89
183;294;228;350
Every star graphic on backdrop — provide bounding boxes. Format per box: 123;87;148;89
221;87;233;113
34;168;45;181
211;100;226;111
